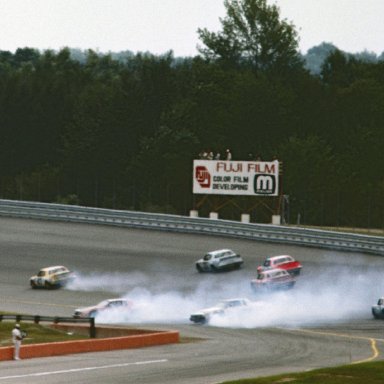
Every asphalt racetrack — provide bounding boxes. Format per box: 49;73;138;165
1;217;384;384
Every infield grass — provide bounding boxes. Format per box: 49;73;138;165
0;322;87;346
220;360;384;383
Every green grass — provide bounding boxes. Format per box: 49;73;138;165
220;361;384;383
0;321;88;346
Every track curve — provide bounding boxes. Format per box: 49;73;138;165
1;217;384;384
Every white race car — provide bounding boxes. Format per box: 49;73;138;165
195;249;244;272
190;298;251;324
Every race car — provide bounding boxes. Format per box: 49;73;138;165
73;298;133;318
257;255;302;276
30;265;75;289
372;297;384;319
250;268;296;292
189;298;251;324
195;249;244;272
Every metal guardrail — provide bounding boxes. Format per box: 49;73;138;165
0;314;96;338
0;199;383;256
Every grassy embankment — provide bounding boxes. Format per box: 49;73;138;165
0;321;87;346
221;360;384;383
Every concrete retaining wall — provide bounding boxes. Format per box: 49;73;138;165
0;329;179;361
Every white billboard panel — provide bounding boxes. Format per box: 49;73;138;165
193;160;279;196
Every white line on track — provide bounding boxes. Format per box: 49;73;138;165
0;359;168;380
284;327;381;363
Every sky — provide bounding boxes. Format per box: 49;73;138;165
0;0;383;57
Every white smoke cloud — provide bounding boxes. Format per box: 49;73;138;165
96;288;198;324
67;271;149;292
209;265;384;328
65;263;384;328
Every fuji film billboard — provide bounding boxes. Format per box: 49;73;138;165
193;160;279;196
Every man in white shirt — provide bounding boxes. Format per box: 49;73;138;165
12;324;23;360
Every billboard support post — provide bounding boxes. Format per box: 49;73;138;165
241;214;250;223
189;210;198;217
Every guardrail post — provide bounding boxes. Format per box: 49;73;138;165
89;318;96;338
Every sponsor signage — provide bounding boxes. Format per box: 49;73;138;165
193;160;279;196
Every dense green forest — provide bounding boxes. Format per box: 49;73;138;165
0;0;383;228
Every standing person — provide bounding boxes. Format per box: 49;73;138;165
226;149;232;161
12;323;23;360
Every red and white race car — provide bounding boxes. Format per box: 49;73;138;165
73;298;133;318
250;268;296;292
257;255;302;276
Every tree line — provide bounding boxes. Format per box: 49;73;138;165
0;0;383;229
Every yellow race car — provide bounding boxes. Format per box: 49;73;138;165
30;265;75;289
